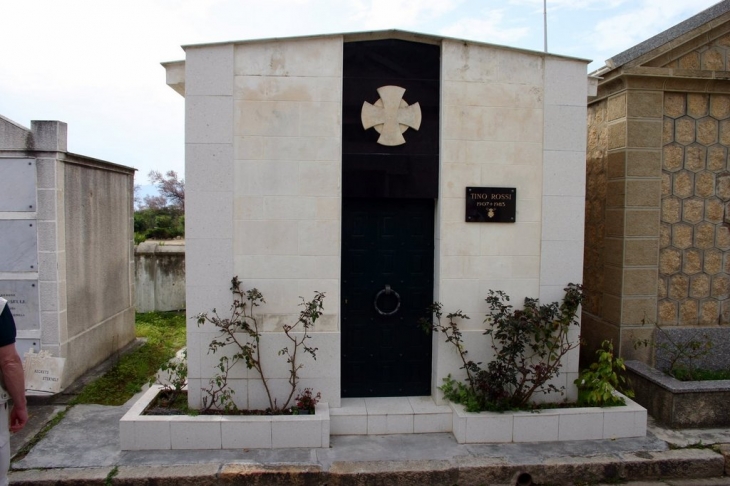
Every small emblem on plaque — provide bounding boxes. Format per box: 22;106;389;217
488;208;495;218
361;85;421;146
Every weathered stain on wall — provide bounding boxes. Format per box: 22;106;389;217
584;99;609;318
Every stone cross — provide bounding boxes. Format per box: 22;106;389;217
361;85;422;146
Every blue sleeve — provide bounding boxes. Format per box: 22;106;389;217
0;305;17;347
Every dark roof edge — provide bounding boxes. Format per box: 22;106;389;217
605;0;730;69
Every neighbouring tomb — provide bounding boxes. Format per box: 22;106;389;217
582;1;730;368
0;115;136;389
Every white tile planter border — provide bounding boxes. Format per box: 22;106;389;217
121;387;646;449
451;393;647;444
120;385;330;450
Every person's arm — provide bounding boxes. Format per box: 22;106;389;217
0;343;27;432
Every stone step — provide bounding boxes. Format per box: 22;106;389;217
330;396;452;435
12;448;724;486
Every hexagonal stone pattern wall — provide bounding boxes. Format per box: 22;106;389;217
660;92;730;325
662;32;730;71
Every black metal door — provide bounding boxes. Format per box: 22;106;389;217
341;198;434;397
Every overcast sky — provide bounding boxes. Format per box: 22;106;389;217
0;0;721;189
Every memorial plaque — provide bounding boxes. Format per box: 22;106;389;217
0;220;38;271
465;187;516;223
0;158;37;212
0;280;40;331
24;350;65;394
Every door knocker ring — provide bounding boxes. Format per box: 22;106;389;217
374;284;401;316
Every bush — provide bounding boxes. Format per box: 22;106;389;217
575;340;632;407
134;207;184;243
194;276;323;413
422;284;583;412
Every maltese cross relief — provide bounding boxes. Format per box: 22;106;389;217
361;86;422;146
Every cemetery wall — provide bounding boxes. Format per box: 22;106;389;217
134;241;185;312
63;161;136;382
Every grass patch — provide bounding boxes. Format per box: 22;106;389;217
105;466;119;485
672;368;730;381
73;311;186;406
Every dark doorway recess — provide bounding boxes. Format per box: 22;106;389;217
341;198;434;397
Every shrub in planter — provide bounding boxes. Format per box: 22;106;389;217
194;277;324;413
421;284;583;412
575;340;633;407
146;277;324;416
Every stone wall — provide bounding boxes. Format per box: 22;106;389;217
659;92;730;325
661;32;730;70
584;25;730;365
183;37;344;410
134;242;185;313
438;42;587;399
64;161;136;384
582;86;664;364
584;99;609;320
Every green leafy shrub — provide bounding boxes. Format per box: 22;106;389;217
422;284;583;412
134;207;184;243
575;340;632;407
155;215;173;228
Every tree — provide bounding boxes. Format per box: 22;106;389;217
142;194;168;211
148;170;185;211
133;170;186;243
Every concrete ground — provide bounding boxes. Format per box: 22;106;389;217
7;350;730;485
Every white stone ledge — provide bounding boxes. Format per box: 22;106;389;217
120;385;330;450
122;387;645;449
451;393;646;444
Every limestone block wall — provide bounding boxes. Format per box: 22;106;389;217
436;41;587;402
184;37;344;410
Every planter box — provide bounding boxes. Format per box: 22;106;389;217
121;386;646;449
626;360;730;428
120;385;330;450
450;393;646;443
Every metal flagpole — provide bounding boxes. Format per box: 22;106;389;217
542;0;547;52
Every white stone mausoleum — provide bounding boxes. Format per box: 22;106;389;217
163;31;593;427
